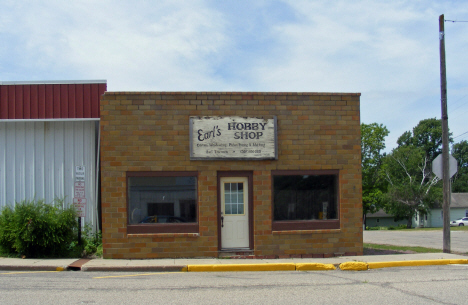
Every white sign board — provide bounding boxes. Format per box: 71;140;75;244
74;182;85;198
75;166;85;182
73;198;87;217
432;154;457;179
190;116;277;160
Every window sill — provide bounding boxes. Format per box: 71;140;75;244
272;220;340;231
127;223;199;234
128;233;200;238
272;229;341;235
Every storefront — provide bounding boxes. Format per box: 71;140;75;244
100;92;362;259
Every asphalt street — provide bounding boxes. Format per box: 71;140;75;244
363;229;468;254
2;265;468;305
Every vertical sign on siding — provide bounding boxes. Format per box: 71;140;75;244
74;166;86;217
75;166;85;182
190;116;277;160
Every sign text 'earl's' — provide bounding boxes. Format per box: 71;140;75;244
190;116;277;160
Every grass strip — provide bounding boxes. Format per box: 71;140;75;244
364;243;442;253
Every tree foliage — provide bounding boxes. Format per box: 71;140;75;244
452;140;468;192
397;118;452;162
381;146;441;228
361;123;389;218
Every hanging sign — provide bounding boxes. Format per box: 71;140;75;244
74;166;86;218
190;116;277;160
74;182;85;198
75;166;85;182
73;198;87;217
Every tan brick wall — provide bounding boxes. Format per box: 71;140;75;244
100;92;362;259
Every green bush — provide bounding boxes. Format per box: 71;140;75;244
366;226;389;230
0;206;16;254
81;223;102;257
0;199;77;258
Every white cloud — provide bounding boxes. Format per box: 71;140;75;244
1;0;468;150
0;0;230;90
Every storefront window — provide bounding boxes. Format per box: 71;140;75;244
272;170;339;231
127;172;198;234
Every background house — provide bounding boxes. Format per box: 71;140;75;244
365;209;407;228
366;193;468;228
421;193;468;227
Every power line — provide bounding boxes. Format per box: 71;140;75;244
448;94;468;112
440;18;468;148
454;131;468;139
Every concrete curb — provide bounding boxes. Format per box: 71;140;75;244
3;256;468;273
0;265;68;272
72;259;468;272
367;259;468;269
339;259;468;271
81;265;187;272
339;262;368;271
187;263;296;272
295;263;336;271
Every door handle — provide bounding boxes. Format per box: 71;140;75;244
221;212;224;228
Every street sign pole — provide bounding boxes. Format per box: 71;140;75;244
78;217;81;246
439;14;451;253
74;166;86;247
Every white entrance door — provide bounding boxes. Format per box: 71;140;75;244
220;177;249;249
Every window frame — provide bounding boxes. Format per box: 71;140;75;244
126;171;199;234
271;170;340;231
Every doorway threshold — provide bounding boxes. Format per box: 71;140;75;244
219;248;253;258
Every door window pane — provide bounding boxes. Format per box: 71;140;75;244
224;182;245;215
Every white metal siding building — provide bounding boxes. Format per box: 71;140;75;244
0;81;107;231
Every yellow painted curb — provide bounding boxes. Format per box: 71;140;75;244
56;267;66;271
339;262;368;271
187;263;296;272
368;259;468;269
449;259;468;265
296;263;336;271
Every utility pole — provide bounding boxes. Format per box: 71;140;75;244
439;14;450;253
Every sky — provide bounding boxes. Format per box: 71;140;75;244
1;0;467;152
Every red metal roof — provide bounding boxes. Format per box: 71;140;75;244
0;81;107;119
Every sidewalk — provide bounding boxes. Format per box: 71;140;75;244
1;253;467;272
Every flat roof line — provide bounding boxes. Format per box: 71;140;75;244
0;118;100;122
0;80;107;85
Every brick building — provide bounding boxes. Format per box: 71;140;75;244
100;92;362;259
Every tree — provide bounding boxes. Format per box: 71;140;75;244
452;140;468;192
361;123;389;225
381;146;442;228
397;118;452;162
